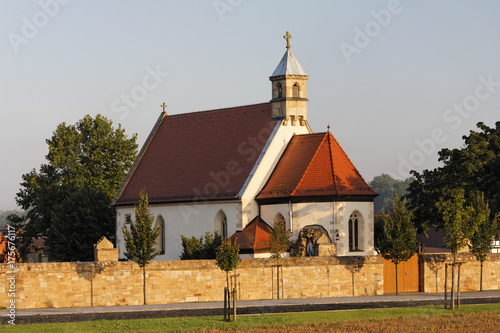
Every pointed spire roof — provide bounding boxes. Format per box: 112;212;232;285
271;49;308;77
256;132;378;201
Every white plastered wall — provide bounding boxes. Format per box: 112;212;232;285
334;201;376;256
260;200;376;256
116;200;241;261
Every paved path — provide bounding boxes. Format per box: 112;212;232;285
2;291;500;324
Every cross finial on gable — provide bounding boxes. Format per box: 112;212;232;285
161;102;168;114
284;31;292;49
327;124;331;131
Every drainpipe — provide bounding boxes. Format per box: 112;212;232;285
333;199;338;244
289;200;293;232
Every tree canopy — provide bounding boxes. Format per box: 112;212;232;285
407;121;500;233
180;232;222;260
369;174;413;214
377;196;418;265
437;188;476;260
269;217;291;260
122;189;161;268
469;192;498;263
15;114;137;261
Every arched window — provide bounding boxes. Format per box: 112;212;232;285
292;83;299;97
277;83;283;98
274;213;285;224
156;216;165;254
215;210;228;239
348;212;362;252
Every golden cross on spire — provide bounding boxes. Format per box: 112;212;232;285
160;102;168;113
284;31;292;49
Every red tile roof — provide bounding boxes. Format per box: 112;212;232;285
257;132;377;200
228;216;272;251
115;103;279;205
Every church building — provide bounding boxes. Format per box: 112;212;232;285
113;32;378;260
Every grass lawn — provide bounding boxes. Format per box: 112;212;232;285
0;304;499;332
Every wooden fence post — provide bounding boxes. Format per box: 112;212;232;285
233;288;237;322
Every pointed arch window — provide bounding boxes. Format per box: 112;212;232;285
215;210;228;240
348;212;361;252
274;213;285;225
349;211;365;252
156;216;165;254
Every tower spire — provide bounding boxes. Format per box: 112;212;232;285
270;32;309;123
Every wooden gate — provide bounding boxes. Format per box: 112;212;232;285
383;254;419;294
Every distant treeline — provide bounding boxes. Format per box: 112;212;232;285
0;210;24;229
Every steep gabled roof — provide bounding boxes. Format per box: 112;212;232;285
114;103;280;205
228;216;272;251
257;132;377;201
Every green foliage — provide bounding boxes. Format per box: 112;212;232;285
408;121;500;233
469;192;498;263
180;232;222;260
369;174;413;214
0;210;24;229
47;187;115;262
377;197;418;265
269;218;291;260
436;188;477;260
122;189;161;268
215;239;239;273
14;114;137;261
373;214;386;254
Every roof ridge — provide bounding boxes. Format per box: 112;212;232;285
326;132;338;195
290;133;327;196
293;131;327;137
167;102;270;118
327;132;372;190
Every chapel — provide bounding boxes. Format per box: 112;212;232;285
113;32;378;260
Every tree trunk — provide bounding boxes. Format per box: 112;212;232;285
277;259;280;300
232;288;237;322
451;263;455;310
444;264;448;309
480;260;484;291
224;287;227;321
395;263;399;295
457;263;461;309
143;265;147;305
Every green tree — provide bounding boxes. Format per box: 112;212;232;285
437;188;478;309
269;217;291;299
47;187;115;262
437;189;476;261
215;239;240;287
369;174;413;214
468;192;499;291
180;232;222;260
15;114;137;261
122;189;161;305
215;239;239;321
377;196;418;295
0;210;24;229
408;121;500;233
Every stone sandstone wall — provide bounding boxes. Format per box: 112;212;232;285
420;253;500;293
0;256;383;310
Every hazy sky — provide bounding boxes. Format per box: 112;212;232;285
1;1;499;210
